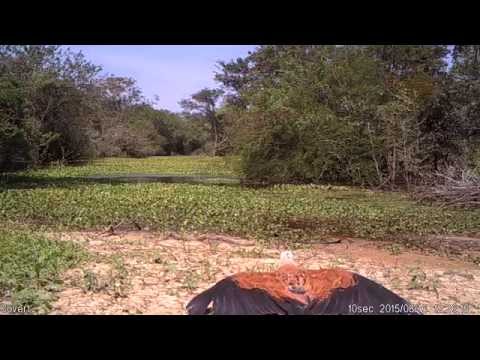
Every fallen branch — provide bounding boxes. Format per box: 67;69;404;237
413;168;480;209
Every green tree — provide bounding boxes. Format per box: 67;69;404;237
0;45;101;170
215;45;476;187
180;88;225;156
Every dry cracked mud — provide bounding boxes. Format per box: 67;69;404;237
50;231;480;315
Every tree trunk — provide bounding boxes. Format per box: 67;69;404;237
212;118;218;157
366;122;383;185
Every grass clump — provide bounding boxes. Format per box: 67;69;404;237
0;230;85;313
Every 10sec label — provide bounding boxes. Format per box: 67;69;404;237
348;303;472;314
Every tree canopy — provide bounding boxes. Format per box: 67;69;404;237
0;45;211;171
215;45;480;186
2;45;479;189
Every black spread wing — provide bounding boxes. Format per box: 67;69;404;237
186;277;302;315
306;273;421;315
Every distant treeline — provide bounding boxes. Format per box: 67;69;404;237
0;45;212;171
211;45;480;187
2;45;480;188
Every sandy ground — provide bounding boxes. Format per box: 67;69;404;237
50;231;480;315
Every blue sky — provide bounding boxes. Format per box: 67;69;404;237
65;45;257;112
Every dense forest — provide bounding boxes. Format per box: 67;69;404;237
1;45;479;188
216;45;480;187
0;45;211;170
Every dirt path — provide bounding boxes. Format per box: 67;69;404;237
50;231;480;315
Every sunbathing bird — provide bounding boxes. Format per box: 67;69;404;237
186;251;421;315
